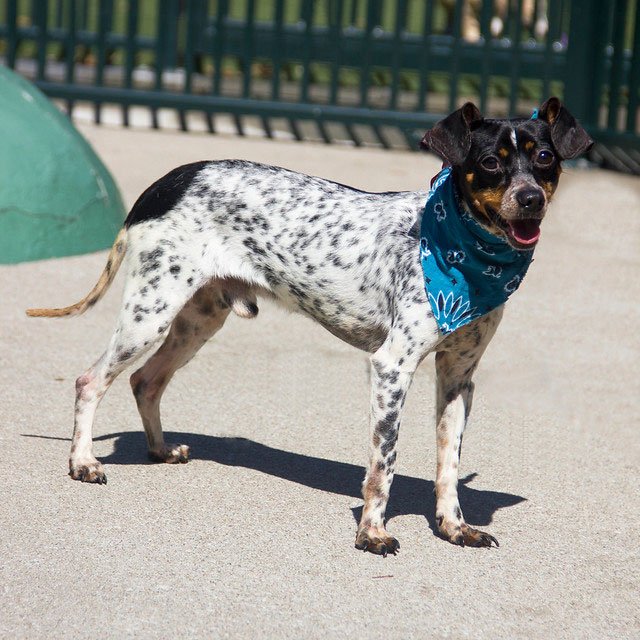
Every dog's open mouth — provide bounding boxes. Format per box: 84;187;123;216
484;206;542;249
506;218;541;247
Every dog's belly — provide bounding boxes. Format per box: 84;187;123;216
245;258;393;352
254;274;392;352
316;318;389;352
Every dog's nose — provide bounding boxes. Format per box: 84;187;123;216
516;188;544;212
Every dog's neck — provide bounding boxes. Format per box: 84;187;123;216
419;167;534;334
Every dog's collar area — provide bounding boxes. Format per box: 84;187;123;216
431;162;451;189
419;168;534;335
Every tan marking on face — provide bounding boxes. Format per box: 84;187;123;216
524;141;534;152
470;186;507;222
498;147;509;158
541;180;557;201
466;172;474;184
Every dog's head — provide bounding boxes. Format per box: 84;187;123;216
421;98;593;250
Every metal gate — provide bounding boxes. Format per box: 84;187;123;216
1;1;638;172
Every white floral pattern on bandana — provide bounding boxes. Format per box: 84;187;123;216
420;168;535;335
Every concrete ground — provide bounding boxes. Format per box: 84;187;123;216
1;123;639;639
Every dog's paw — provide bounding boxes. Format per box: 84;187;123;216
148;443;190;464
69;459;107;484
355;527;400;557
439;521;498;548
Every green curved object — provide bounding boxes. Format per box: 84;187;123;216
0;67;125;264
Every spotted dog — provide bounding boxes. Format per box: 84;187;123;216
27;97;592;555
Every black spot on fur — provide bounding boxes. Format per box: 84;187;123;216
407;216;422;240
380;437;397;457
124;161;210;227
243;237;267;257
132;379;146;398
139;248;164;277
197;299;214;315
175;317;189;335
117;348;136;362
376;411;398;439
289;283;307;300
445;388;459;404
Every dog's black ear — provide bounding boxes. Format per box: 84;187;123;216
420;102;482;165
539;97;593;160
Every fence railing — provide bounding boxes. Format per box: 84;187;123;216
1;0;638;172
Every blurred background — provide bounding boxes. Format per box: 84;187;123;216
0;0;638;173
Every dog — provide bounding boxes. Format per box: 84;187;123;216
27;97;592;555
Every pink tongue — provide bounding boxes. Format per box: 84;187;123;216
508;219;541;245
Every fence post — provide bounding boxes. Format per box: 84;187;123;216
6;0;18;69
564;0;608;128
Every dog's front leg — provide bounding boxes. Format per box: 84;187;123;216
434;310;502;547
355;341;421;556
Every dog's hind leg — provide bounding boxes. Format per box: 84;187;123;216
72;338;167;484
130;284;233;463
434;308;503;547
70;272;212;483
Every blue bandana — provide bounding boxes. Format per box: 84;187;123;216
419;168;534;335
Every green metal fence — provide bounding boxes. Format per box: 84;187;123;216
1;0;639;172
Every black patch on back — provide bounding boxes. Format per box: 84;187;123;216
124;161;210;227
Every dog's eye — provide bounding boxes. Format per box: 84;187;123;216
480;156;499;171
536;150;555;166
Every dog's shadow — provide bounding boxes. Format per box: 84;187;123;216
90;430;526;532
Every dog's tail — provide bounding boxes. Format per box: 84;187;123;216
26;228;128;318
